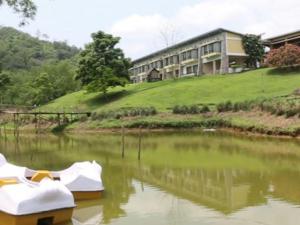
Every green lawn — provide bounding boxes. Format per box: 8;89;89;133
42;68;300;112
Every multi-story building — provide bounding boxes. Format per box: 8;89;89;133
129;28;247;83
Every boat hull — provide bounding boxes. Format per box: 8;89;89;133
0;208;74;225
72;190;103;201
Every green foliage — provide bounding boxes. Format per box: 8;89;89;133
0;71;10;103
0;27;80;70
2;60;79;105
91;107;157;120
0;27;81;105
242;34;265;68
0;0;36;25
172;105;210;114
76;31;131;94
217;101;233;112
0;72;10;89
123;118;229;129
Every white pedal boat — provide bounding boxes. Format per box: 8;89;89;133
0;154;104;201
0;177;75;225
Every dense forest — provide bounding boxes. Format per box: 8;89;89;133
0;26;81;106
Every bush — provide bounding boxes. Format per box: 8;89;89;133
200;105;210;113
91;107;157;120
266;44;300;68
172;105;210;114
285;108;298;118
217;101;233;112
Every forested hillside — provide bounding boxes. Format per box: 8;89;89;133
0;26;79;70
0;26;81;106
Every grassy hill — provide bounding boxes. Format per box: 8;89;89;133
41;68;300;112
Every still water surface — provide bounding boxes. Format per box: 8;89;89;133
1;131;300;225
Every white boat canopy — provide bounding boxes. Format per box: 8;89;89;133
0;154;104;192
0;178;75;216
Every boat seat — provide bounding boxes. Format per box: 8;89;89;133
31;170;53;182
0;178;18;187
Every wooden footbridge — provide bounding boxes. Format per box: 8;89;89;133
0;104;91;134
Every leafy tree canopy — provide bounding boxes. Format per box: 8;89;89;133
0;0;37;25
242;34;265;68
0;72;10;90
76;31;131;94
266;44;300;68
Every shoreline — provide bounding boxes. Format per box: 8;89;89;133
3;111;300;139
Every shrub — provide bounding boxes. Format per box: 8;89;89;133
172;105;209;114
79;115;88;122
266;44;300;68
285;108;298;118
91;107;157;120
217;101;233;112
200;105;210;113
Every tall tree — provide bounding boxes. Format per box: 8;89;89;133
76;31;131;95
0;71;11;104
0;0;37;25
242;34;265;68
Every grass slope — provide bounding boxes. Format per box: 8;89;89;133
42;68;300;112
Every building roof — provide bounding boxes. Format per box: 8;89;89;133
146;68;159;76
264;30;300;43
132;28;244;64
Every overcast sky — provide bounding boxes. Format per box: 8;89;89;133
0;0;299;59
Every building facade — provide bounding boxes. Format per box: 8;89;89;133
129;28;247;83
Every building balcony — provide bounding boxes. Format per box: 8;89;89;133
164;64;179;69
181;58;198;65
202;52;221;63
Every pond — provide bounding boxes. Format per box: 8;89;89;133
1;130;300;225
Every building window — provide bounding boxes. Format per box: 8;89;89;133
214;42;221;52
193;65;198;73
170;56;174;65
202;41;221;55
203;45;208;55
186;66;193;74
182;52;187;61
174;55;179;64
186;51;191;59
164;58;170;66
192;49;198;59
159;60;163;68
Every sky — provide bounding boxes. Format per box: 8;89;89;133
0;0;299;59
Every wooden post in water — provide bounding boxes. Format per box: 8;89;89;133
3;122;7;141
38;113;41;134
13;113;16;137
16;113;20;139
57;113;61;126
138;126;142;160
34;113;38;134
121;125;125;158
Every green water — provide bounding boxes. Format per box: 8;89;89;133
1;131;300;225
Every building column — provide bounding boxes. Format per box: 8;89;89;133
197;47;203;75
178;53;183;77
213;60;216;74
220;32;229;74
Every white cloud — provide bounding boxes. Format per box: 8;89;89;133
110;0;300;59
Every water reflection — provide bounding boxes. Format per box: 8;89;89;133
1;131;300;224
